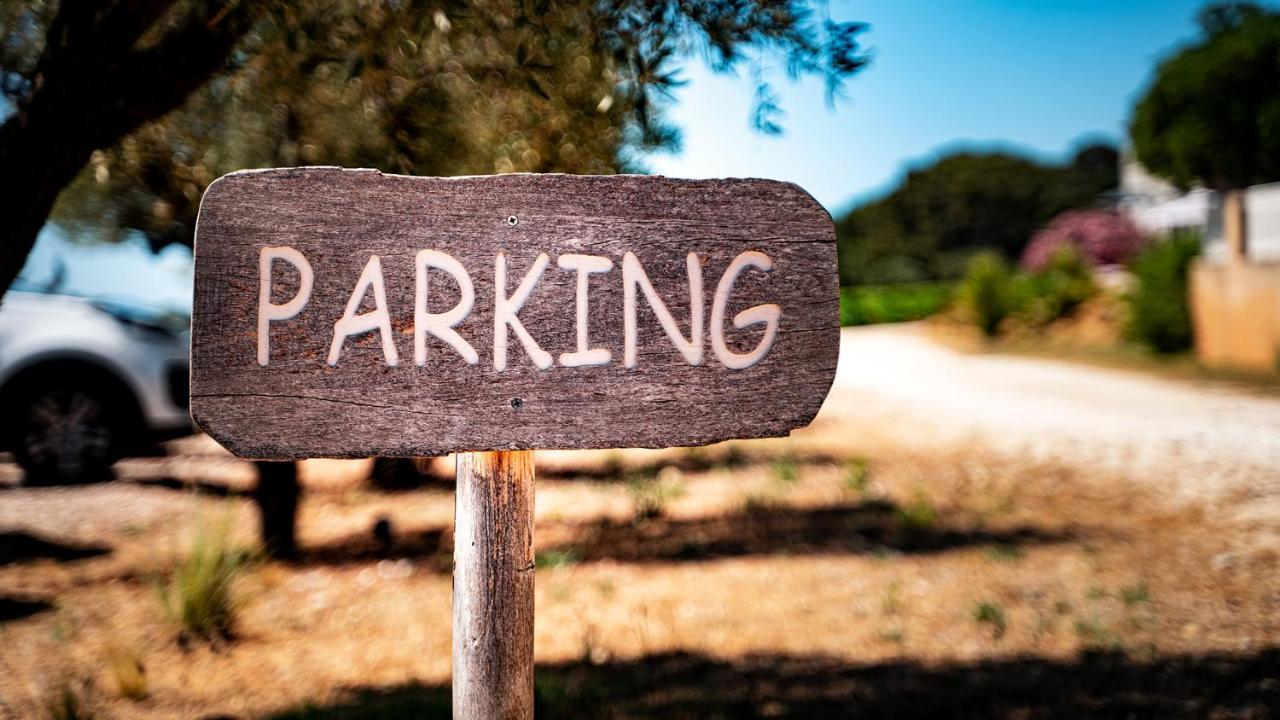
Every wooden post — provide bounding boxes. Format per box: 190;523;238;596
453;450;536;720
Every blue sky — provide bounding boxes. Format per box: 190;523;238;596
644;0;1208;214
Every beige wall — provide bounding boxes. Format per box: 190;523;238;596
1190;260;1280;373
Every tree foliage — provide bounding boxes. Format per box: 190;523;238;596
0;0;871;293
835;144;1117;286
1130;1;1280;190
1127;232;1201;353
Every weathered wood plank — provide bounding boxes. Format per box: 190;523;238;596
452;450;535;720
191;168;839;458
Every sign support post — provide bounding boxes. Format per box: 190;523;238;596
452;450;536;720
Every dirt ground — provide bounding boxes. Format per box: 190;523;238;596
1;327;1278;718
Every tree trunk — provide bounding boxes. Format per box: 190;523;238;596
0;0;254;299
254;461;300;559
0;98;97;298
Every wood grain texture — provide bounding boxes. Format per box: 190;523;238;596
453;450;535;720
191;168;839;458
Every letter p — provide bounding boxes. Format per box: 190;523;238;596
257;246;314;366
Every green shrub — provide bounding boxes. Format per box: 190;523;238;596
1024;245;1096;325
157;507;251;642
839;282;954;326
1127;233;1200;353
959;252;1016;336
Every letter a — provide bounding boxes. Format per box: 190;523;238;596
415;250;478;365
327;255;400;367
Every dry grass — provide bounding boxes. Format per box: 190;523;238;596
156;504;252;643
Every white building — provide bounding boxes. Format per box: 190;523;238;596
1116;153;1280;265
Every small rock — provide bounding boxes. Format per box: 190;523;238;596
1211;553;1237;571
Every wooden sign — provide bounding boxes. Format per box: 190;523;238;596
190;168;839;459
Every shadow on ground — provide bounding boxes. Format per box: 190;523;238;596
264;648;1279;719
0;595;54;622
288;500;1075;570
127;476;244;496
536;451;843;482
295;526;453;571
0;530;110;565
541;501;1077;563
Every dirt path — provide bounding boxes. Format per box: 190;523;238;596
820;324;1280;521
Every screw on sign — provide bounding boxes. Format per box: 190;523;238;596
190;168;840;719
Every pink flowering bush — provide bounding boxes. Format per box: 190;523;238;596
1021;210;1147;270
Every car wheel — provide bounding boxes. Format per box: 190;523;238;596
11;382;121;485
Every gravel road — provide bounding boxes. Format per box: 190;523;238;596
821;324;1280;520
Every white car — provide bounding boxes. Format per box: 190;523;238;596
0;289;191;483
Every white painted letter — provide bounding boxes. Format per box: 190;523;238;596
494;253;553;371
257;246;314;366
622;252;703;367
327;255;400;367
415;250;478;366
711;251;781;370
557;253;614;367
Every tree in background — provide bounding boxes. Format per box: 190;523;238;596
0;0;872;296
835;143;1118;287
1130;1;1280;256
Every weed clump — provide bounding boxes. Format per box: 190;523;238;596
983;544;1025;562
44;679;97;720
535;548;580;569
106;647;147;700
973;601;1007;638
843;458;871;496
157;507;252;643
771;455;798;485
627;467;684;522
895;491;937;531
1120;581;1152;607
